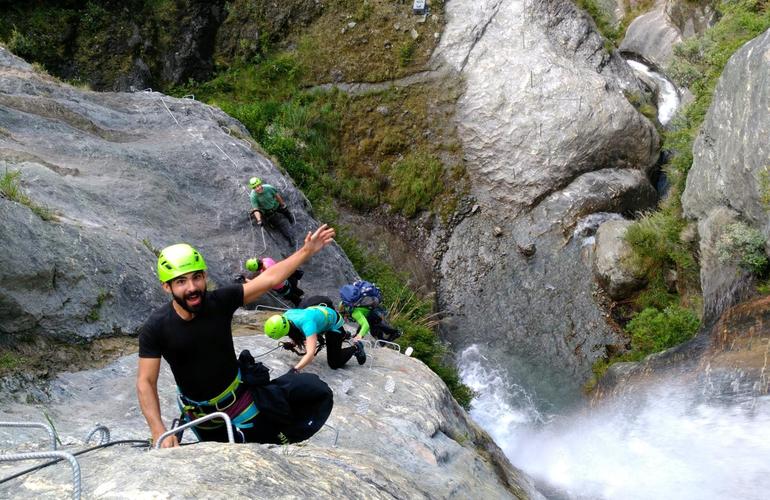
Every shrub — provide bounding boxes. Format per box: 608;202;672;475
716;222;769;275
626;306;700;355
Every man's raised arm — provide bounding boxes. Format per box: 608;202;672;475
243;224;335;305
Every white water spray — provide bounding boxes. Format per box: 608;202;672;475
626;60;680;125
460;344;770;499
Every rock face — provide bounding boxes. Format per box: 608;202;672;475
593;219;646;300
0;48;357;344
620;0;718;68
0;330;540;499
681;28;770;323
431;0;659;395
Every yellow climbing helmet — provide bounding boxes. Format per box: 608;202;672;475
156;243;207;283
264;314;290;339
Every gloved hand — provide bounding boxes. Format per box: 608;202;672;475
285;367;299;375
281;341;296;351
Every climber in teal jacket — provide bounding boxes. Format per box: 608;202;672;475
264;304;366;371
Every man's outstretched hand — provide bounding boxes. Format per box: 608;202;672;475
302;224;335;255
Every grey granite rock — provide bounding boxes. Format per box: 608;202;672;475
593;219;646;300
431;0;658;394
681;28;770;322
0;332;541;499
0;47;357;344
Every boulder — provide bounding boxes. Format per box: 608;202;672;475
593;219;646;300
431;0;659;394
620;8;682;69
0;47;357;344
0;330;541;499
619;0;718;69
682;28;770;323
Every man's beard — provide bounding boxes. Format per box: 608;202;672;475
172;288;206;313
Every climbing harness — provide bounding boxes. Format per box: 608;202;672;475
177;370;259;433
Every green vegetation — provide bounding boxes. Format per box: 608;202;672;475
716;222;769;275
0;352;24;372
385;153;445;217
291;0;444;83
626;305;700;356
0;169;57;221
576;0;656;46
759;166;770;210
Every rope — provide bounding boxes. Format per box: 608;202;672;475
253;344;283;358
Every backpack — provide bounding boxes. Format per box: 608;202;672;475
340;280;382;309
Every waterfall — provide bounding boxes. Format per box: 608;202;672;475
460;344;770;499
626;60;680;126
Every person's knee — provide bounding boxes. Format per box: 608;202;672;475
327;359;345;369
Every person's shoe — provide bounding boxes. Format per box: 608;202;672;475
353;341;366;365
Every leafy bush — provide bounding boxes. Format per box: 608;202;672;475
716;222;769;275
626;306;700;355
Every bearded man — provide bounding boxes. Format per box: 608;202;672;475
136;225;335;447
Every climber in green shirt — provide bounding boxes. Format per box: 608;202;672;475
247;176;296;247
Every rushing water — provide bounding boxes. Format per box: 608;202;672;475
459;344;770;499
626;60;680;126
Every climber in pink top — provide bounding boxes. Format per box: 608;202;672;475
244;257;304;306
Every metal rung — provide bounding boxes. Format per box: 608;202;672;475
0;421;57;450
155;412;234;449
321;423;339;447
83;424;110;446
0;451;80;500
375;340;402;353
255;304;289;312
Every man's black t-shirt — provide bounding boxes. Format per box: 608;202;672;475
138;285;243;401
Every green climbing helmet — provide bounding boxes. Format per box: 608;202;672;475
264;314;290;339
157;243;207;283
248;177;262;189
245;258;260;272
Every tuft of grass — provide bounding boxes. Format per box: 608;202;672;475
398;39;416;67
0;168;57;221
0;352;24;372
